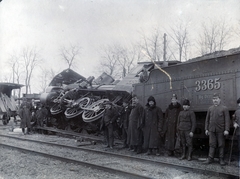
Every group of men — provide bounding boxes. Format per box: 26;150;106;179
101;93;240;166
18;98;48;134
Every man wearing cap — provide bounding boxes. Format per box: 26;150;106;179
232;97;240;166
35;103;48;133
177;99;196;161
143;96;163;155
102;101;118;149
204;93;230;165
165;94;183;156
127;95;144;154
119;99;132;148
18;97;32;135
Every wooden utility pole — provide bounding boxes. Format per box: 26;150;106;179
163;33;167;62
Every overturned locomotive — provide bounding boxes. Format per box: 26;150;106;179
40;47;240;139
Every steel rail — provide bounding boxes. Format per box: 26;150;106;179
0;133;238;179
0;142;153;179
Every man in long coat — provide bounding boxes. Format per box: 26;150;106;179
143;96;163;155
101;101;118;149
18;98;32;135
119;99;131;148
204;93;230;165
164;94;183;156
127;95;144;154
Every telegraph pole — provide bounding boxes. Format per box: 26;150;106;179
163;33;167;62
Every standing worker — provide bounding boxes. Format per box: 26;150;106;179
204;93;230;165
177;99;196;161
101;101;118;149
18;97;32;135
119;99;131;148
232;97;240;166
35;103;48;133
127;95;144;154
165;94;183;156
143;96;163;155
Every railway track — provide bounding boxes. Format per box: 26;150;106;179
0;133;238;179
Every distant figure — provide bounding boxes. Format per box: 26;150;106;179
232;97;240;166
143;96;163;156
18;98;32;135
127;95;144;154
139;66;149;83
177;99;196;161
164;94;183;156
204;93;230;166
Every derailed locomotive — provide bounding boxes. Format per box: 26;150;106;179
40;47;240;142
133;47;240;142
39;67;143;132
40;61;181;133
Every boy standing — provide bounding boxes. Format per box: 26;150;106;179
177;99;196;161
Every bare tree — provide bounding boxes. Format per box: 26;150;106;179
7;54;22;84
38;68;58;92
60;44;81;69
98;45;119;78
48;68;57;81
116;44;142;77
139;28;163;61
232;20;240;44
7;54;22;98
21;47;42;94
97;44;142;78
39;68;50;93
197;18;232;55
167;21;190;61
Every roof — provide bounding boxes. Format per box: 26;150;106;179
0;82;24;90
49;68;86;86
0;82;24;97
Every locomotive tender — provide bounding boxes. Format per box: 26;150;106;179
133;47;240;139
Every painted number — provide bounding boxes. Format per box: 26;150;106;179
195;78;221;91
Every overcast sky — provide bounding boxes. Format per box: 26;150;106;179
0;0;239;93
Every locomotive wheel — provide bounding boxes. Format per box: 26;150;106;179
82;99;109;123
61;89;80;108
64;97;91;119
50;104;62;115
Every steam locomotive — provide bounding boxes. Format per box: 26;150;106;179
40;47;240;141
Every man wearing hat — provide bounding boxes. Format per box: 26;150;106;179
165;94;183;156
18;97;32;135
102;101;118;149
232;97;240;166
35;103;48;133
143;96;163;155
177;99;196;161
127;95;144;154
204;93;230;165
119;99;132;148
